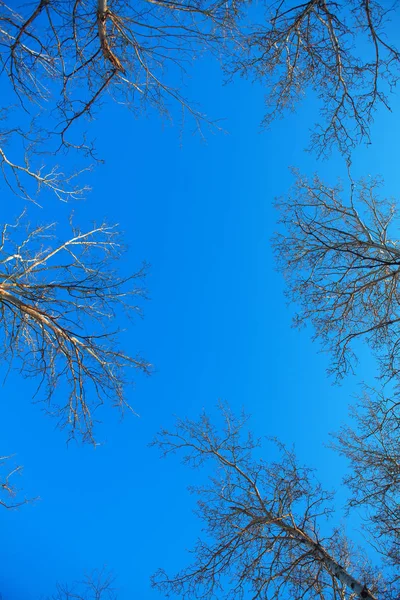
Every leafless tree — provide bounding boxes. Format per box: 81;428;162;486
273;171;400;382
232;0;400;156
0;212;150;443
152;405;391;600
333;387;400;582
51;568;117;600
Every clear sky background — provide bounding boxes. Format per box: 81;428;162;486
1;35;400;599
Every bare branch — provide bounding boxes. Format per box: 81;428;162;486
0;133;89;203
0;454;35;509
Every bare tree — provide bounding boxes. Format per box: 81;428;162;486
152;405;390;600
273;171;400;382
0;212;150;443
51;568;117;600
232;0;400;156
333;387;400;581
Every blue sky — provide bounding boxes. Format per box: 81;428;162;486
1;43;400;599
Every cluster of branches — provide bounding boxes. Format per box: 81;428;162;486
0;0;237;201
266;171;400;593
0;212;150;443
233;0;400;155
1;0;235;131
50;569;116;600
152;404;396;599
334;387;400;577
274;172;400;382
0;0;399;202
151;173;400;592
0;118;91;203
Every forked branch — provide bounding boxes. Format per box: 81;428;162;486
0;455;33;509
